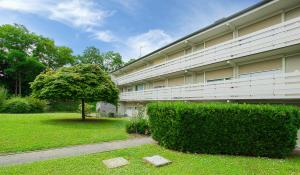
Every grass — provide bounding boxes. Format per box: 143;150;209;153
0;144;299;175
0;113;129;154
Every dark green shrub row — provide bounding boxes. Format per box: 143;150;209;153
47;100;80;112
2;97;47;113
126;117;150;135
77;103;94;115
0;86;7;111
148;102;300;158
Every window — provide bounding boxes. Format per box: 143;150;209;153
127;87;133;92
239;69;281;78
154;85;165;89
135;84;144;91
207;77;232;83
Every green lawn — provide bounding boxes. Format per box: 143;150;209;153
0;113;129;154
0;144;299;175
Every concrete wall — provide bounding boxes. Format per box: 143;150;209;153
205;67;233;81
238;14;281;37
185;75;193;84
194;43;204;51
167;50;185;61
153;80;166;88
185;47;193;54
152;56;166;66
286;6;300;21
195;73;204;83
205;32;233;48
239;58;281;74
168;76;185;87
145;82;153;90
286;55;300;73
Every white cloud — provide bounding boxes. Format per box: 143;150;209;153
0;0;111;28
0;0;49;13
49;0;112;28
113;0;140;14
122;29;173;60
92;30;116;42
0;0;113;41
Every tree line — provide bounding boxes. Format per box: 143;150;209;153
0;24;129;96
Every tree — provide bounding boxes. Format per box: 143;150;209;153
77;46;103;66
31;35;75;69
76;46;124;72
31;64;119;120
0;24;75;95
4;50;45;96
54;46;75;67
102;51;123;72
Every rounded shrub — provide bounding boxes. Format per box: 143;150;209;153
148;102;300;158
126;117;150;135
25;97;47;113
3;97;47;113
3;97;32;113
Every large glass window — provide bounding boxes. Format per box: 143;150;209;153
135;84;144;91
206;77;232;83
153;85;165;89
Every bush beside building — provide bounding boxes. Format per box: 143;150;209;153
148;102;300;158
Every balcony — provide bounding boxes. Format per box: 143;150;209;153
120;72;300;101
115;16;300;86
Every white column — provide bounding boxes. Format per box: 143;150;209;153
233;64;239;79
233;29;238;39
282;57;286;73
281;10;285;22
192;72;196;84
166;78;169;87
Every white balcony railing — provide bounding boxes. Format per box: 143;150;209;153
120;72;300;101
116;16;300;86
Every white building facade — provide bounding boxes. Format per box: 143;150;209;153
111;0;300;116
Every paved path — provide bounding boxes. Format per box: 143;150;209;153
0;137;155;166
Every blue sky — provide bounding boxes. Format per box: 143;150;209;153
0;0;259;61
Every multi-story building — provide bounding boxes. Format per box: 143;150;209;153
111;0;300;117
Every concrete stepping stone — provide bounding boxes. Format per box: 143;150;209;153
102;157;129;169
143;155;172;167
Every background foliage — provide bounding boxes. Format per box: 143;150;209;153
0;86;7;111
0;24;75;96
126;104;150;135
0;24;128;101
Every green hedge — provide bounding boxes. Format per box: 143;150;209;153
47;100;80;112
148;102;300;158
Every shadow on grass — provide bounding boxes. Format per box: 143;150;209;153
41;117;127;129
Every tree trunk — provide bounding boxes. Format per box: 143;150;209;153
81;98;85;120
15;78;18;96
18;72;21;96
